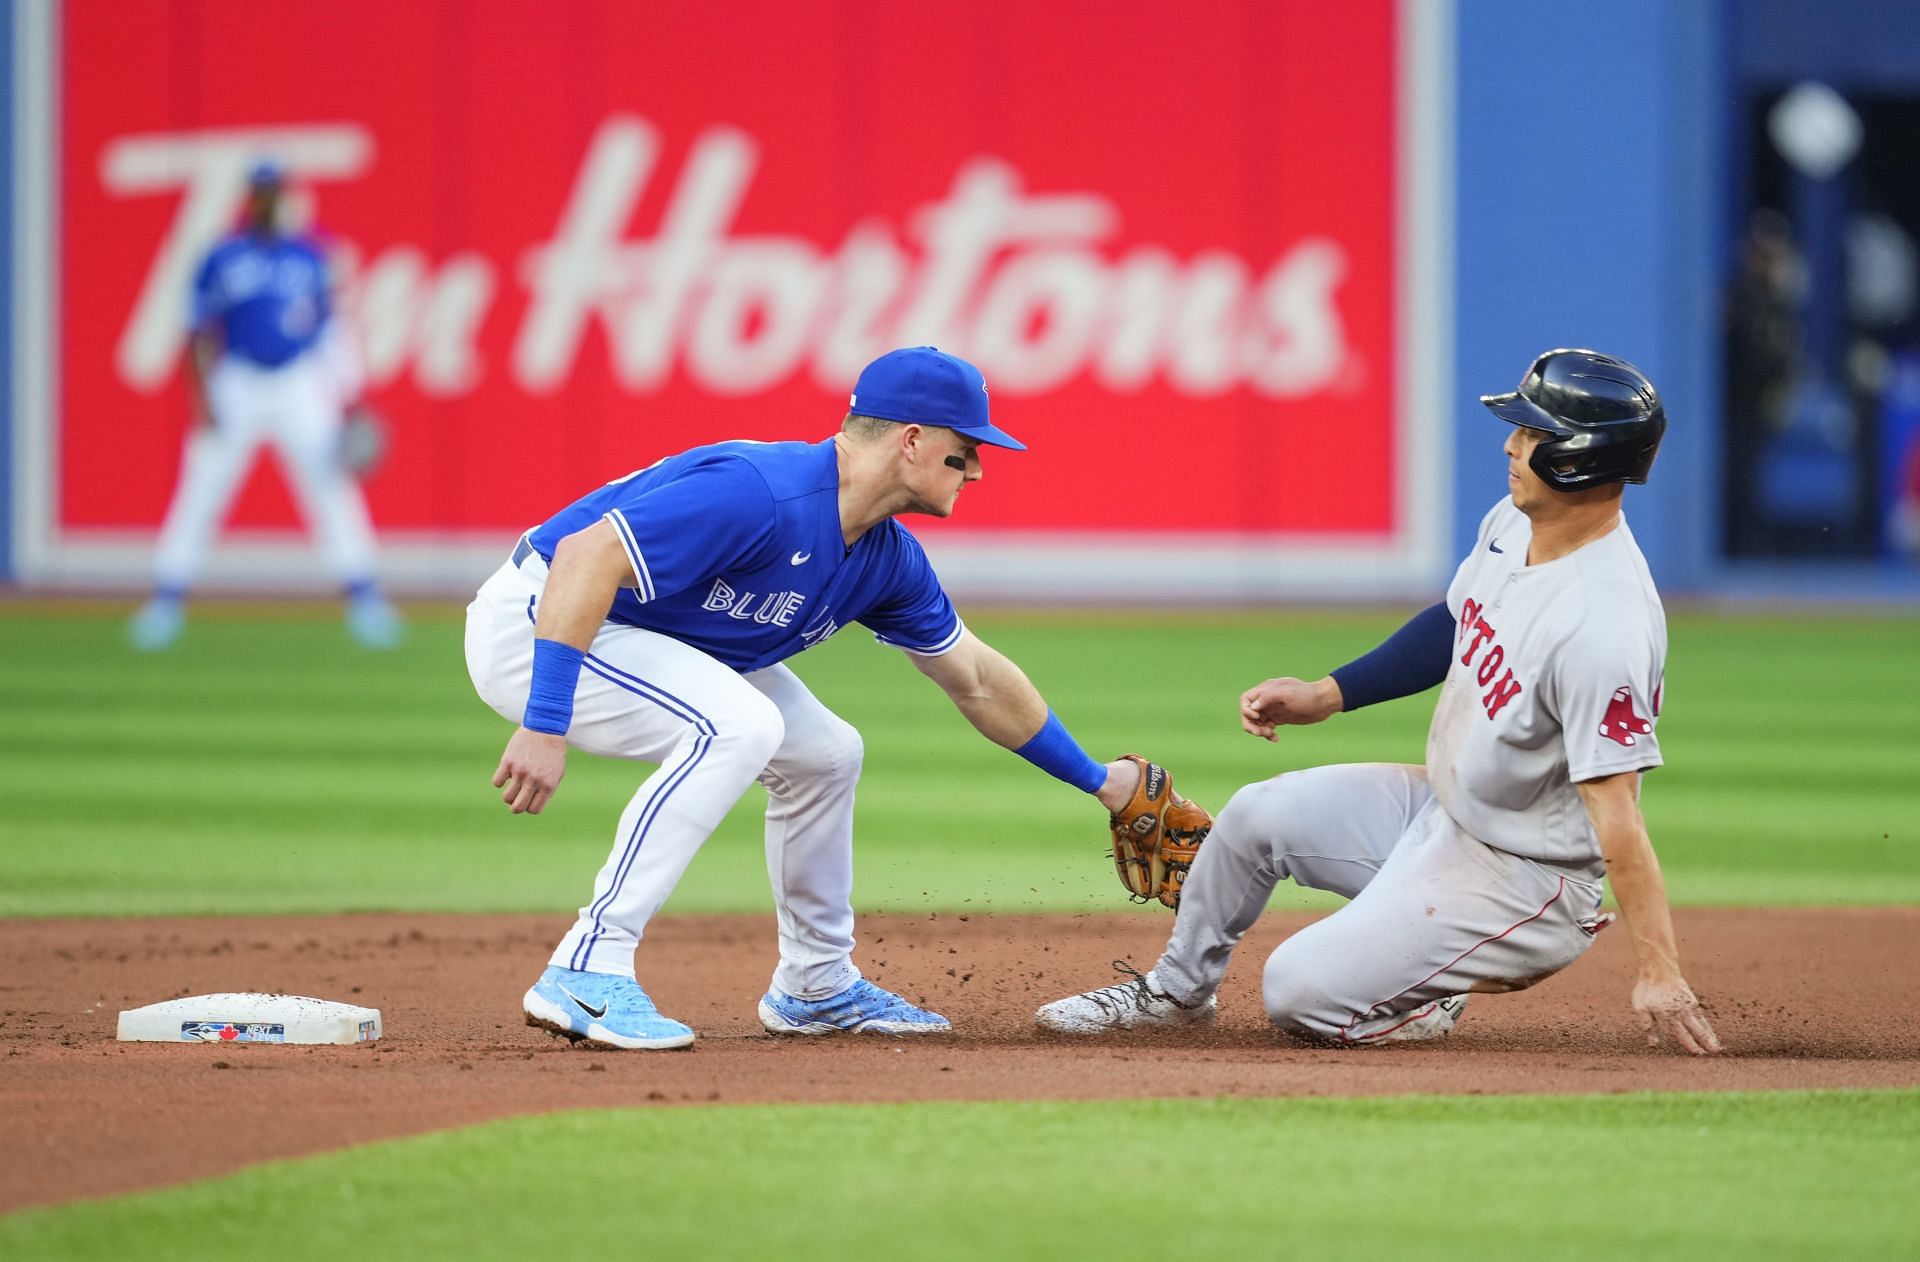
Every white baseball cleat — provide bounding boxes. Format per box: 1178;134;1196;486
1368;994;1470;1043
1036;960;1218;1034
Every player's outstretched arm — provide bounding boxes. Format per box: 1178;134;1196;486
492;521;632;816
909;630;1137;811
1578;773;1722;1056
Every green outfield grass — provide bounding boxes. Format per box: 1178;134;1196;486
3;1090;1915;1260
4;604;1915;1248
1;603;1915;917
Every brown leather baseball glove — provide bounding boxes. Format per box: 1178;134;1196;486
1109;754;1213;909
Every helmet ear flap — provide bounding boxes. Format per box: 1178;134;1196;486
1491;349;1667;489
1541;449;1583;481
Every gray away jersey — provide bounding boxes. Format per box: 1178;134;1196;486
1426;498;1666;868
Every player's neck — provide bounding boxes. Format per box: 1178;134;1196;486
832;433;897;547
1522;497;1622;565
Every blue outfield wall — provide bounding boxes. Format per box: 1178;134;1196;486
1453;0;1726;593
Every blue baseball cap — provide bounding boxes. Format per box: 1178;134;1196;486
848;347;1026;450
247;158;286;187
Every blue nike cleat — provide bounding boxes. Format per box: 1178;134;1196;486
346;593;404;650
523;965;695;1050
757;978;952;1036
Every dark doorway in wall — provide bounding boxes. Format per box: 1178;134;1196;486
1724;90;1920;559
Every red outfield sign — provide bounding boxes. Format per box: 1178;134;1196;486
32;0;1447;593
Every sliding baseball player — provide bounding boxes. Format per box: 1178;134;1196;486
1039;349;1721;1055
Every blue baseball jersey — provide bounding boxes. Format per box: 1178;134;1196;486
525;439;962;672
190;232;332;367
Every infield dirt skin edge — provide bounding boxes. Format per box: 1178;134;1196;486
3;908;1916;1212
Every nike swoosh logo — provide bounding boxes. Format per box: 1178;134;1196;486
558;985;608;1020
1488;540;1504;553
790;551;812;565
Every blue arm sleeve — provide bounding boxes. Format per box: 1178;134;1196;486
1327;601;1454;712
1012;711;1109;794
522;638;586;735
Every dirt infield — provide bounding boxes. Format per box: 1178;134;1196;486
3;907;1916;1212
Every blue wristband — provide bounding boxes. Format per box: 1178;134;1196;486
1013;711;1108;794
523;638;586;735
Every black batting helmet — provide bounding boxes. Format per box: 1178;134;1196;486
1480;349;1666;490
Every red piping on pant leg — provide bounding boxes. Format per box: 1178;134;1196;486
1339;878;1568;1044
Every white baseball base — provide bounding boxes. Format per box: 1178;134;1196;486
116;993;383;1045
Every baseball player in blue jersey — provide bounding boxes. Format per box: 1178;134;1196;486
129;159;401;651
467;346;1153;1049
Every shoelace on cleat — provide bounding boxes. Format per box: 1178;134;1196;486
784;981;931;1023
590;983;661;1021
1081;960;1168;1017
853;984;937;1020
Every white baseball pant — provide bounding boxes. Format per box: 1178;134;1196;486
151;350;379;589
1152;763;1609;1043
464;551;865;1000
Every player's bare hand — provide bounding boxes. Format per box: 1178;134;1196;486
1239;677;1343;740
1094;758;1140;813
493;728;568;815
1632;975;1721;1055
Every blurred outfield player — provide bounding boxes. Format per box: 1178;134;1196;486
1039;349;1723;1056
467;346;1156;1049
128;160;401;651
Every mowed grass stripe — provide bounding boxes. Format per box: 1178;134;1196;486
2;1091;1915;1260
0;608;1914;917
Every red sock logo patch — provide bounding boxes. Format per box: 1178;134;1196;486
1599;687;1653;746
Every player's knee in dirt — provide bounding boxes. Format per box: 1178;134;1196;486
1260;945;1343;1041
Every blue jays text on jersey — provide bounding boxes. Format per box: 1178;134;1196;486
525;439;961;672
190;232;333;367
